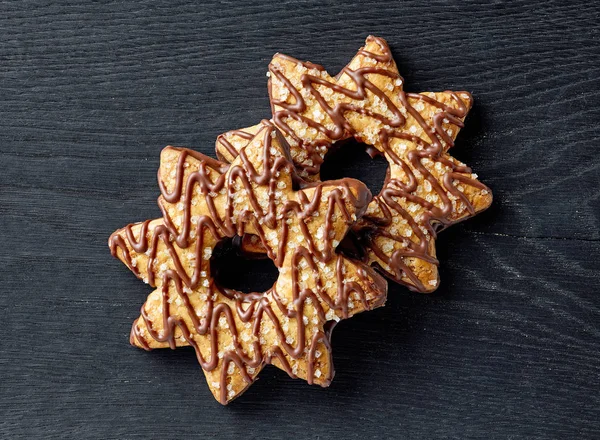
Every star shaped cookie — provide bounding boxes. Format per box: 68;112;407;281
215;36;492;293
109;122;387;404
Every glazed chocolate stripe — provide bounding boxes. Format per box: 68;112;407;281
257;36;490;291
109;123;386;403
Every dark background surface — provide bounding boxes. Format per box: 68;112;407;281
1;1;599;438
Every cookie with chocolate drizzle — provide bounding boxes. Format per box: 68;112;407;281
109;122;387;404
216;36;492;293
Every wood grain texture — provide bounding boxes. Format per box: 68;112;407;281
1;0;599;438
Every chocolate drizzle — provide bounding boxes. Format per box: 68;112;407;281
109;122;387;404
215;35;492;292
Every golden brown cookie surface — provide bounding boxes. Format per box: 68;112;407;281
109;123;387;404
216;36;492;292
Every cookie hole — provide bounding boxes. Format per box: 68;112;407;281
210;237;278;294
319;139;389;196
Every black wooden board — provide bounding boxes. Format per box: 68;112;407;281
1;1;599;438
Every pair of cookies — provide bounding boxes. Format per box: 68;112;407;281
109;36;492;404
